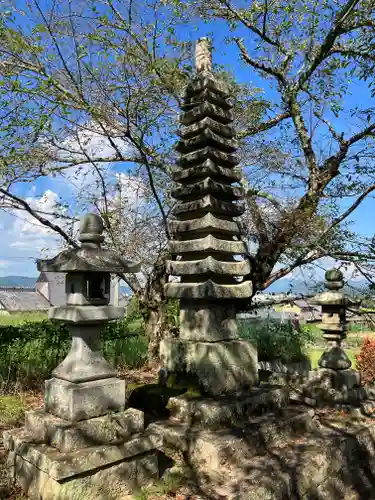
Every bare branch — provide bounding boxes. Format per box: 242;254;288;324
0;188;78;248
234;37;287;85
239;111;290;138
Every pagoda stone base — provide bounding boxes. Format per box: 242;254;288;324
45;377;125;422
310;368;361;390
3;408;162;500
160;338;257;396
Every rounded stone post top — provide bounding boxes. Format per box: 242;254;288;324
196;37;212;73
79;213;105;247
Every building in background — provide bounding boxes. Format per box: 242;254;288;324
0;273;130;315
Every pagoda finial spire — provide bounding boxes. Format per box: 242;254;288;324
195;37;212;73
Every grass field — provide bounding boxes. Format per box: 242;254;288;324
0;312;48;326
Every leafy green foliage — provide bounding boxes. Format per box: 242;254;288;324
238;318;315;363
0;318;147;390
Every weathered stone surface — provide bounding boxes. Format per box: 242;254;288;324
24;408;144;452
180;102;233;126
166;256;250;276
38;213;140;274
49;305;124;324
165;280;253;300
180;116;234;139
169;234;247;255
44;377;126;422
168;212;242;236
309;268;360;373
176;126;238;153
313;368;361;389
7;429;161;481
171;194;245;217
318;346;352;370
185;73;230;98
171;177;243;200
183;88;234;112
178;146;238;168
50;324;117;383
172;160;241;182
179;299;238;341
160;338;258;396
258;359;312;376
11;450;158;500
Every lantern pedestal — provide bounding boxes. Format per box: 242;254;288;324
45;376;126;422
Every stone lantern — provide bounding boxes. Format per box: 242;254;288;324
3;214;165;498
38;213;140;422
310;268;361;388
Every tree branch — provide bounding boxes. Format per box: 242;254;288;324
296;0;362;90
234;37;287;85
239;111;290;138
0;188;79;248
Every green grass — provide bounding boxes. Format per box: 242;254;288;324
0;312;47;326
307;347;358;369
133;466;188;500
0;395;26;428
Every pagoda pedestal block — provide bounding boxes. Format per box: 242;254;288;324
180;299;239;342
160;337;257;397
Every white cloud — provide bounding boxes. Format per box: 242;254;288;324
8;190;66;255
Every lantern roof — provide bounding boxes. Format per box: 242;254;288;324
37;213;140;274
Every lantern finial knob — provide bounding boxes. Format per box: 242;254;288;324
79;213;105;246
325;268;344;291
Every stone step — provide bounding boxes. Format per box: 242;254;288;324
5;427;161;481
166;386;290;426
150;407;318;472
184;418;375;499
24;408;144;452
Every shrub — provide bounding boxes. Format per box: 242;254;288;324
356;337;375;385
238;318;314;363
0;317;148;391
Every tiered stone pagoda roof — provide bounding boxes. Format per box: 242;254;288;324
165;40;252;300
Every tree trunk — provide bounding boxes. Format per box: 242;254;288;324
145;301;166;360
141;250;169;362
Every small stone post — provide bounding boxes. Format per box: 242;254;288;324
160;38;257;396
310;268;361;388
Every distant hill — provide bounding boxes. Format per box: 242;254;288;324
0;276;37;288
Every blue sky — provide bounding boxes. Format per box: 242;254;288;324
0;2;374;291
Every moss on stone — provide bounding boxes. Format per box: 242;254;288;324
127;383;186;417
127;376;203;417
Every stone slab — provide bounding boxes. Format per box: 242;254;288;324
165;386;289;426
5;428;161;481
11;450;158;500
45;377;125;422
179;299;239;341
160;338;257;396
49;305;125;324
24;408;144;452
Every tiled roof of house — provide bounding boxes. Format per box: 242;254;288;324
0;288;49;312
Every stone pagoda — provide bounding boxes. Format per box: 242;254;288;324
160;38;257;396
4;214;162;499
